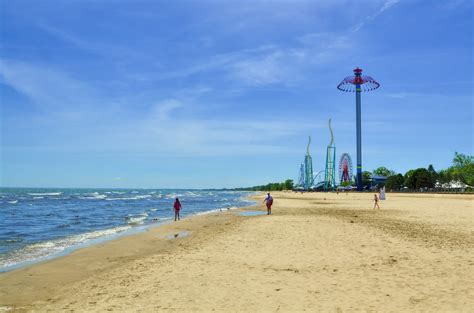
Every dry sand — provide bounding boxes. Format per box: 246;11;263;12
0;192;473;312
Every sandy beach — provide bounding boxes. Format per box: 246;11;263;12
0;192;473;312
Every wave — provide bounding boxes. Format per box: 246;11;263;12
185;191;201;197
194;206;238;216
105;195;151;201
165;193;184;199
0;238;23;244
28;192;62;196
0;225;132;270
127;213;148;225
7;200;18;204
78;193;107;200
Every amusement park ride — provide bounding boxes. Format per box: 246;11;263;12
295;68;380;191
324;119;336;191
338;68;380;191
296;121;350;191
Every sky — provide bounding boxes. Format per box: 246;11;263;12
0;0;472;189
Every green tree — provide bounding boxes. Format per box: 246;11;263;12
404;169;416;189
362;171;372;187
405;168;433;189
427;164;438;187
437;169;452;185
284;179;294;190
373;166;395;177
385;174;404;191
451;152;474;186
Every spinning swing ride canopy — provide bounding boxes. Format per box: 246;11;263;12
337;68;380;92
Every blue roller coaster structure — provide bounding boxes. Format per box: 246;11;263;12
324;119;336;191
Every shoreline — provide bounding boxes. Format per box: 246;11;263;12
0;198;257;273
0;196;264;311
1;192;472;312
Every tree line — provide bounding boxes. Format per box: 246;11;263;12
235;152;473;192
377;152;473;191
235;179;294;191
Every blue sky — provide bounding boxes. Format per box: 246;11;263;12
0;0;472;188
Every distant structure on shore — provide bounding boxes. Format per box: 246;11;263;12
339;153;353;185
296;136;315;190
337;68;380;191
304;136;314;190
324;119;336;191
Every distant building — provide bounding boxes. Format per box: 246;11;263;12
370;174;387;187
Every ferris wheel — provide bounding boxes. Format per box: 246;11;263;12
339;153;353;184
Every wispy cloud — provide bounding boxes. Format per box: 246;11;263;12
37;22;148;61
0;59;100;112
352;0;401;32
0;58;322;157
159;35;351;88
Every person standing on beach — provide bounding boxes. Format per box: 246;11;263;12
264;193;273;215
173;198;182;221
373;194;380;210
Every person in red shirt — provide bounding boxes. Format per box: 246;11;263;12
173;197;182;221
263;193;273;215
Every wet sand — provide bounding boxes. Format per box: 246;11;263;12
0;192;473;312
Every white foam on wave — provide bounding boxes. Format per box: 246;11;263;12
165;193;184;199
105;195;151;201
195;206;238;216
33;197;44;200
136;195;152;199
185;191;201;197
127;212;148;225
79;193;107;200
28;192;62;196
0;225;132;270
7;200;18;204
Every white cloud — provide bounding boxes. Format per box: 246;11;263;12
352;0;401;33
152;99;184;120
0;59;99;112
37;22;146;61
0;59;322;157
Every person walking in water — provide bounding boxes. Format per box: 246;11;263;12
173;197;182;221
263;192;273;215
373;193;380;210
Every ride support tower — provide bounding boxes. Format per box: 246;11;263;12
337;68;380;191
324;119;336;191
